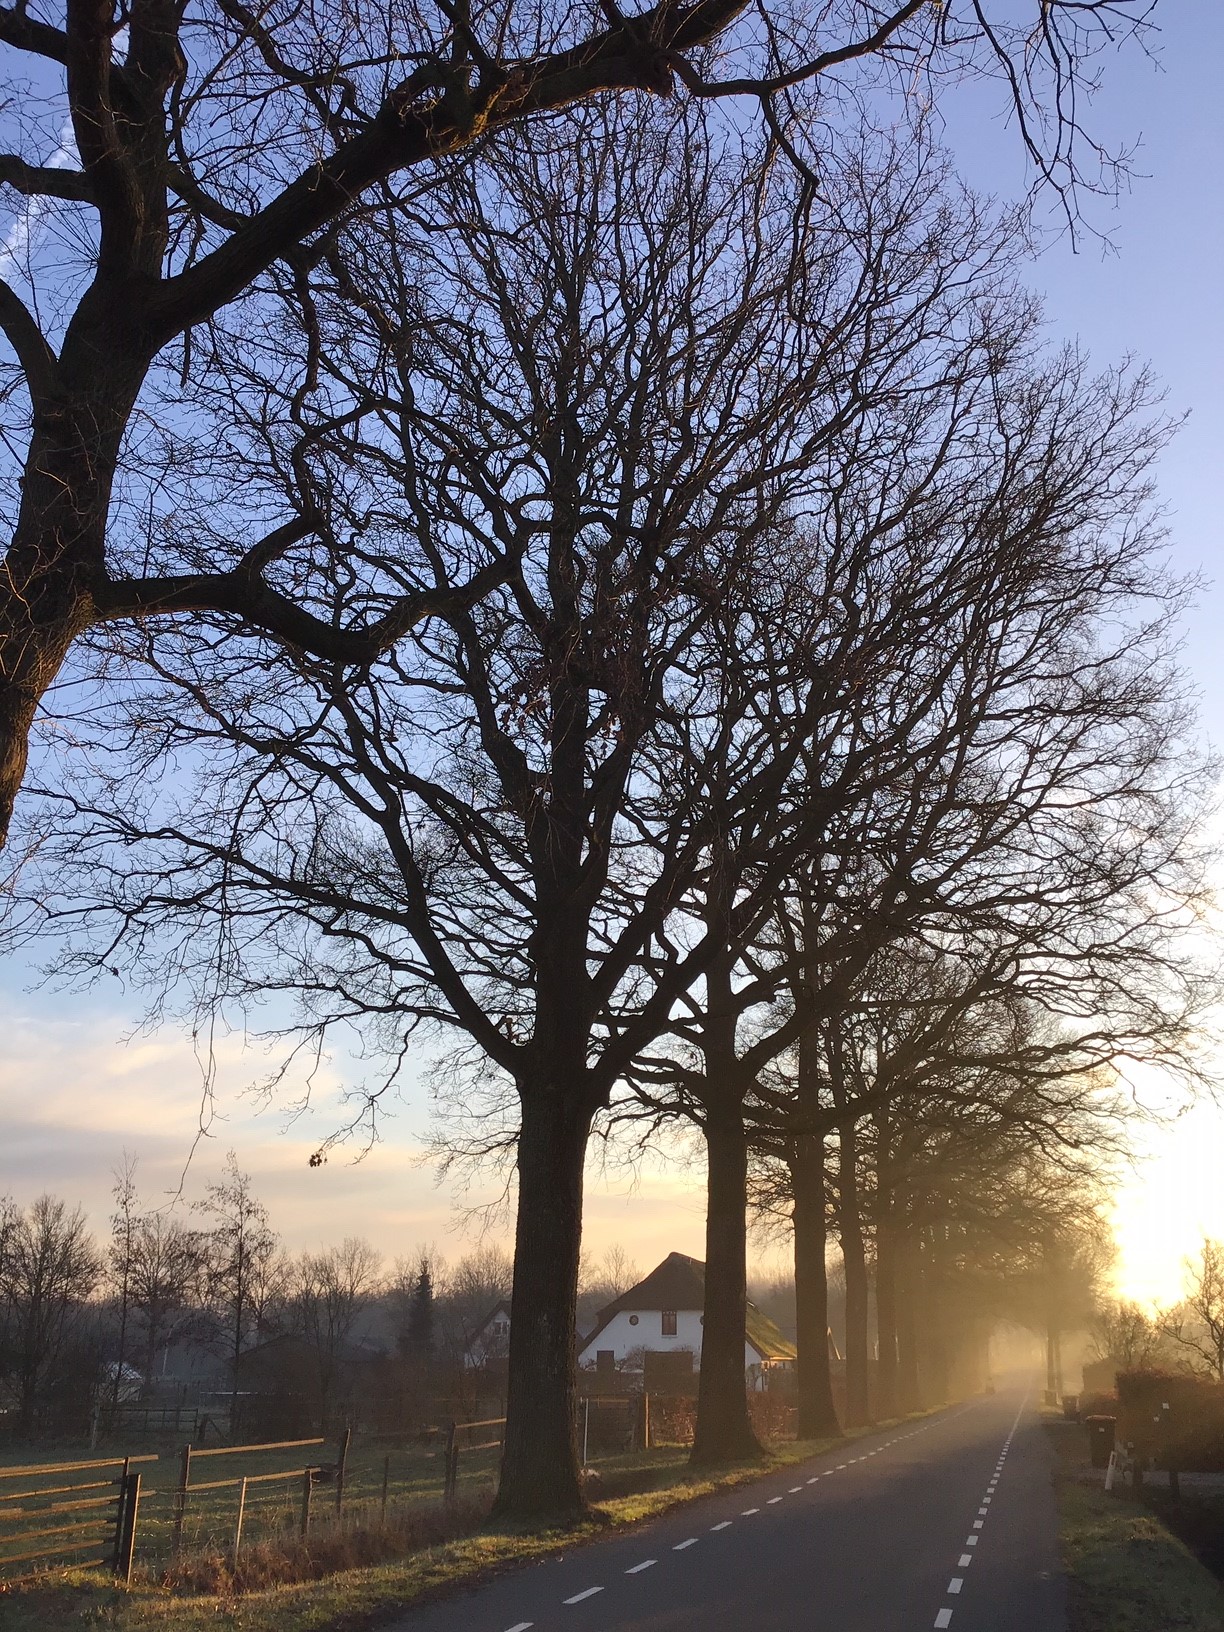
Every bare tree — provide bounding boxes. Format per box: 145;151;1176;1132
106;1154;139;1407
196;1153;280;1427
127;1210;206;1391
439;1244;515;1366
0;0;1170;857
290;1236;384;1428
621;364;1214;1452
1092;1298;1166;1373
581;1245;640;1306
1165;1240;1224;1383
578;1245;641;1330
0;1194;100;1429
27;109;1045;1514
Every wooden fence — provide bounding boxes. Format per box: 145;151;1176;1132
0;1453;155;1582
1;1397;703;1580
442;1416;505;1502
171;1434;334;1557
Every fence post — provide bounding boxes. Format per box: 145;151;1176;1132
110;1457;131;1574
300;1468;314;1539
643;1393;651;1451
233;1476;248;1564
582;1397;590;1466
172;1443;192;1552
113;1471;141;1584
443;1422;458;1504
335;1425;351;1517
380;1455;390;1525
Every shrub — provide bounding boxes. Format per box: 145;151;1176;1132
1115;1369;1224;1471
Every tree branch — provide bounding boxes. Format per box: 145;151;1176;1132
145;0;747;339
0;279;61;400
0;153;94;202
96;525;519;663
0;3;70;63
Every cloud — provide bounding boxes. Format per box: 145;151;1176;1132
0;996;710;1267
0;996;451;1250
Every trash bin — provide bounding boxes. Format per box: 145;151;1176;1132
1063;1395;1080;1421
1086;1415;1116;1469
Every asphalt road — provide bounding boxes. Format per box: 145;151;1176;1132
388;1389;1066;1632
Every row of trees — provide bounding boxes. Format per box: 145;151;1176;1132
0;1162;291;1433
1;0;1208;1523
0;1157;647;1435
734;956;1125;1440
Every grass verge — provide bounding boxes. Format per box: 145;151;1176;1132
1046;1419;1224;1632
0;1410;940;1632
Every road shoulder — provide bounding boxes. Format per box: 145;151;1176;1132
1047;1419;1224;1632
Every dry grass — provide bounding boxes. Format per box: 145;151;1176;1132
154;1494;493;1597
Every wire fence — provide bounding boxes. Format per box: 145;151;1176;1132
0;1392;714;1583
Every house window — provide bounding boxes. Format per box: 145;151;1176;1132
661;1311;677;1337
628;1314;639;1326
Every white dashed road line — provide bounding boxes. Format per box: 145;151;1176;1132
930;1394;1028;1628
484;1399;991;1632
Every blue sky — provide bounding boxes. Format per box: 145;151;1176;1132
1;5;1222;1296
937;7;1224;1303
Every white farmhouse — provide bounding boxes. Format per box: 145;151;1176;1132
577;1252;797;1385
464;1299;512;1368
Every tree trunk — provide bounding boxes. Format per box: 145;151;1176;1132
0;588;89;851
111;1275;131;1413
874;1217;898;1420
692;1111;762;1466
790;1133;840;1440
836;1117;870;1425
0;337;152;850
493;1088;593;1522
896;1226;920;1414
922;1235;950;1406
230;1277;244;1436
873;1110;898;1420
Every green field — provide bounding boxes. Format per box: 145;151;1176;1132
0;1428;504;1576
